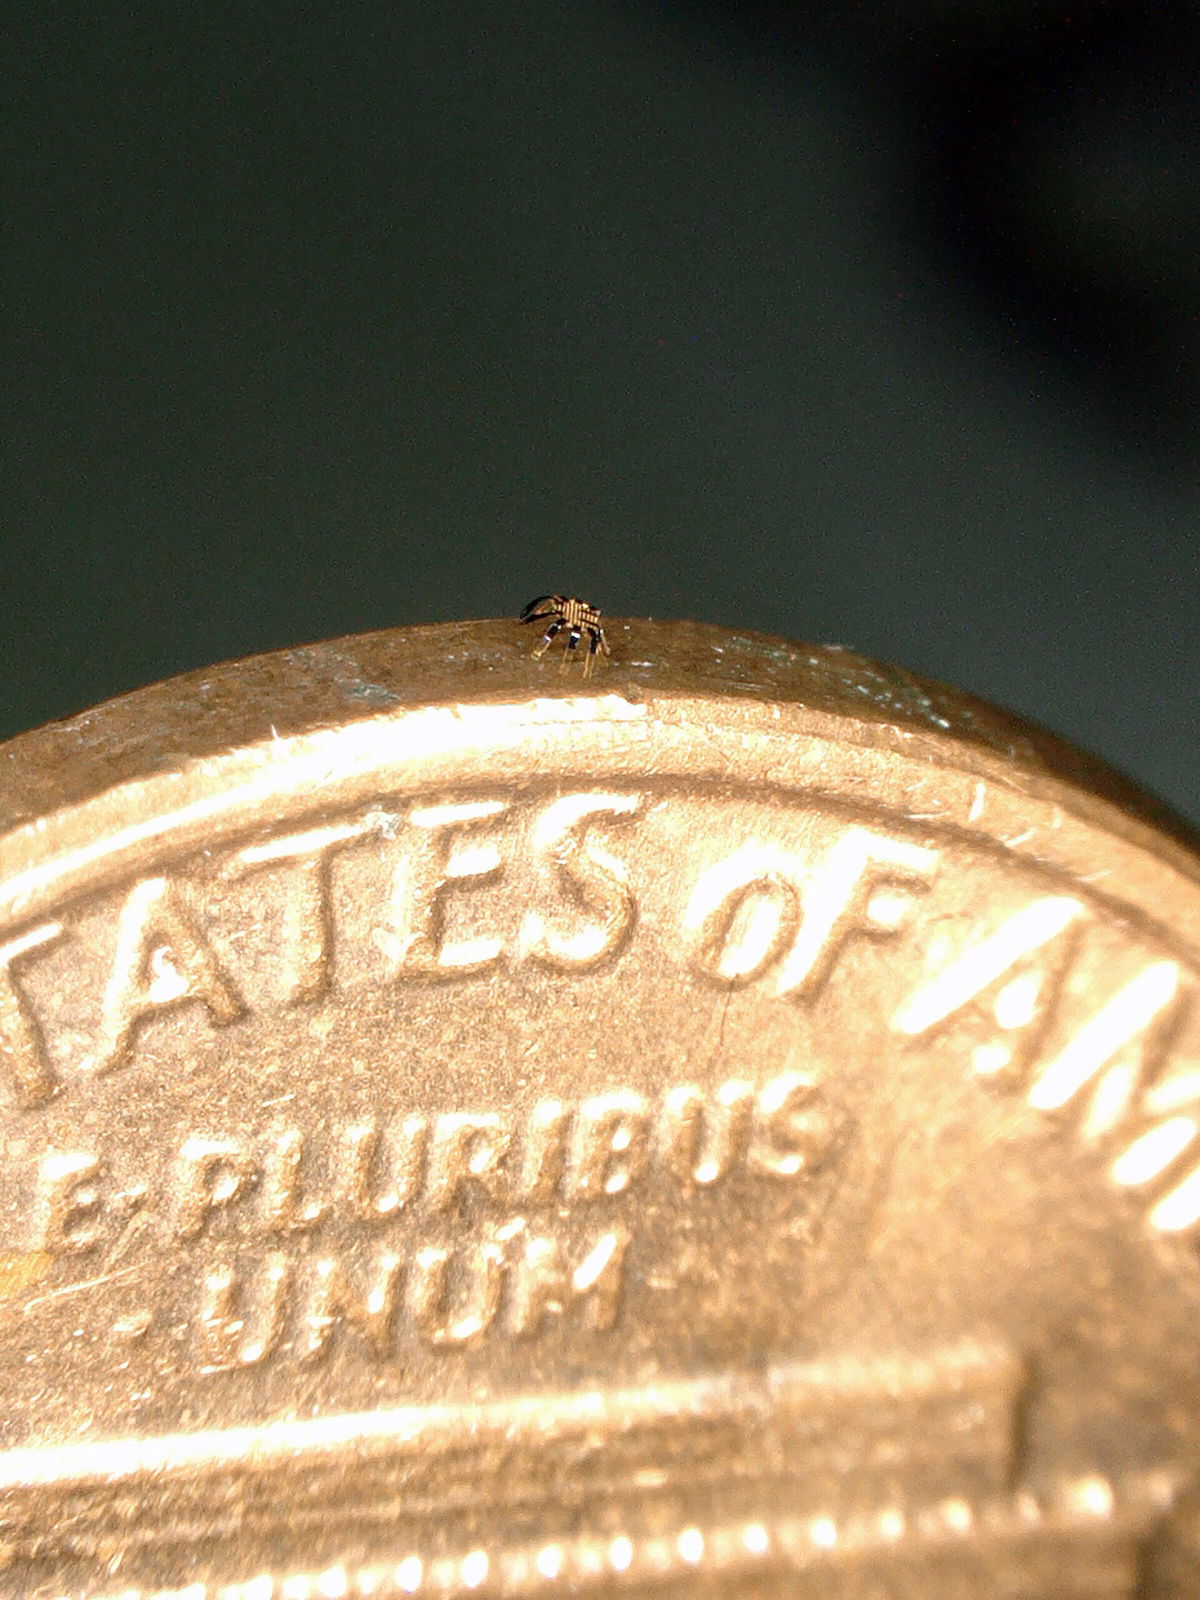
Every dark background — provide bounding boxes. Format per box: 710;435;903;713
7;1;1198;820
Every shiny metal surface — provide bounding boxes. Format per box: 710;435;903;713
0;618;1198;1597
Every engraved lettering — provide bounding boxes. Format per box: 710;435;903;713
690;869;800;986
522;793;641;970
685;829;936;998
92;877;245;1074
175;1137;257;1240
261;1128;328;1234
27;1068;840;1299
193;1224;633;1368
748;1072;834;1177
1028;961;1184;1139
893;897;1085;1083
515;1099;571;1203
1120;1053;1200;1232
339;1117;427;1220
301;1252;404;1361
508;1227;631;1334
408;1241;505;1345
425;1112;512;1210
381;800;507;977
1149;1158;1200;1234
1111;1117;1198;1191
657;1081;754;1184
38;1152;105;1253
773;828;937;998
233;822;366;1003
568;1092;650;1199
0;923;64;1107
200;1253;290;1368
569;1228;630;1329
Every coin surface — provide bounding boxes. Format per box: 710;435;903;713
0;618;1198;1599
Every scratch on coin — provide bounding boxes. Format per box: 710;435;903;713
968;782;986;823
699;985;736;1083
20;1264;141;1315
716;985;734;1063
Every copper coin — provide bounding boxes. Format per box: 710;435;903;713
0;618;1198;1598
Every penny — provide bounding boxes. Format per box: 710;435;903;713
0;617;1198;1598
